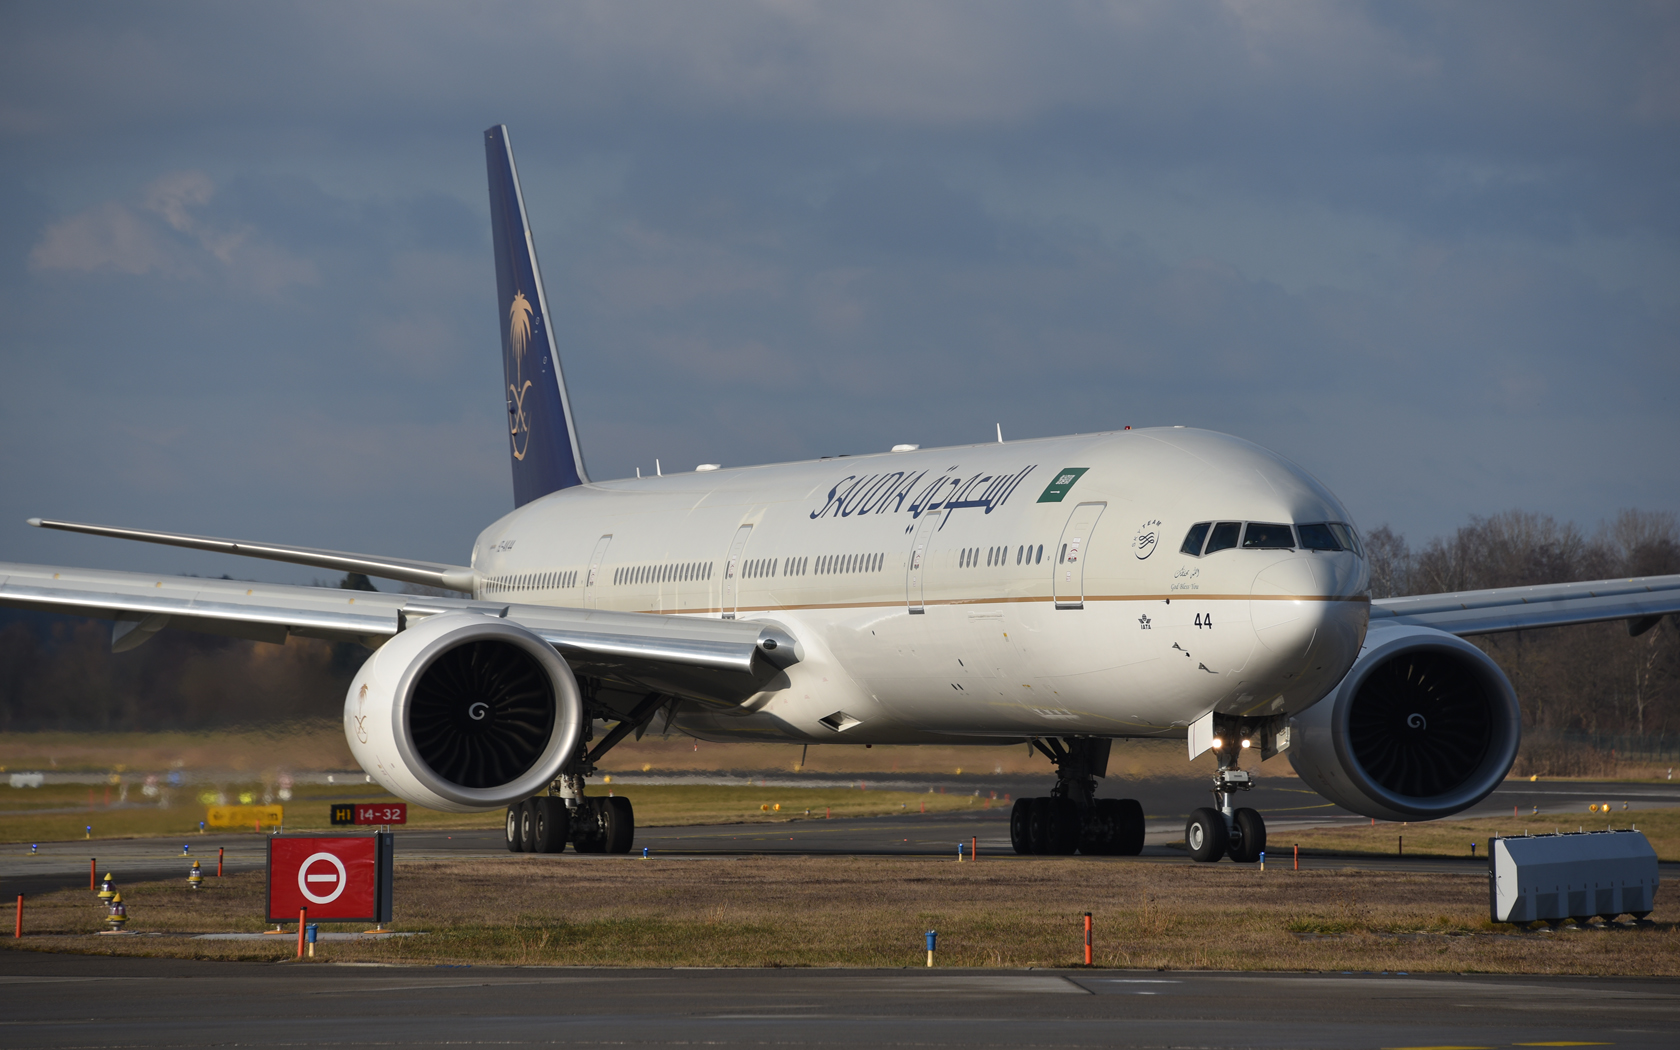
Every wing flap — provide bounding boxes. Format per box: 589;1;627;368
1370;573;1680;636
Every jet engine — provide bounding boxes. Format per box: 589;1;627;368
1288;624;1520;822
344;613;583;812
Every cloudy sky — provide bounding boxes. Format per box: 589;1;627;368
1;2;1675;585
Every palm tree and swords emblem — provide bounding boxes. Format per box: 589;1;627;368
506;290;534;460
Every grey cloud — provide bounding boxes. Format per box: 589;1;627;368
0;0;1674;577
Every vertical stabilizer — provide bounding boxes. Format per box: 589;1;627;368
485;125;588;504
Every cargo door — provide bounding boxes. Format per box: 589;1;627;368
721;524;753;619
905;510;942;614
1053;502;1106;610
583;534;612;608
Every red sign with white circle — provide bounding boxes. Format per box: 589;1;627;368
268;836;387;922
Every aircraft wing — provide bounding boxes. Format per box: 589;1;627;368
1369;573;1680;637
0;561;795;708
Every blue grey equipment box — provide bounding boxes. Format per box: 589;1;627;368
1490;829;1658;924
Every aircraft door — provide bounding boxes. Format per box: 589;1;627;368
721;524;753;619
906;510;942;613
583;534;612;608
1053;502;1106;610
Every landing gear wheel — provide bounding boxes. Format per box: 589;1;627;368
1113;798;1145;856
1010;797;1033;854
532;797;569;854
1186;807;1227;863
1027;797;1052;854
602;795;635;854
1046;797;1081;855
573;797;606;853
1228;807;1266;863
505;803;524;853
1081;799;1118;855
517;798;539;853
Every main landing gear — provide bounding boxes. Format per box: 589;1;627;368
1009;738;1146;856
505;690;663;855
505;785;635;855
1185;733;1267;863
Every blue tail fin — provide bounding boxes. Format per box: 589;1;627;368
485;125;588;505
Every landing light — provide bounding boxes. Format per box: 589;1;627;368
1211;737;1223;750
1240;738;1252;749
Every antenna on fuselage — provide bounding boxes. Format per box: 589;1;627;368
996;424;1003;443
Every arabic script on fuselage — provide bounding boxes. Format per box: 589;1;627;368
809;465;1038;528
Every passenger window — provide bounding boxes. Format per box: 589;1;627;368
1297;523;1340;551
1205;522;1241;554
1035;544;1043;564
1242;523;1295;549
1180;522;1211;556
1328;523;1362;556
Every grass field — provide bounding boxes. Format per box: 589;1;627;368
1285;807;1680;863
0;726;1274;779
6;854;1676;974
0;781;994;844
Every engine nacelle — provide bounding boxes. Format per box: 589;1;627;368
344;613;583;812
1288;623;1520;822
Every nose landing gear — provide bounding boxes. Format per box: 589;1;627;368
1009;737;1147;856
1184;738;1267;863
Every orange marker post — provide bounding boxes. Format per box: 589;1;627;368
971;836;978;861
217;847;224;877
296;908;307;958
1082;912;1093;967
14;896;21;939
90;858;96;890
1293;844;1298;871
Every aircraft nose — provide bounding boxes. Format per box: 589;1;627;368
1249;555;1368;707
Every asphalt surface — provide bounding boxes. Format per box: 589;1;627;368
5;775;1677;899
0;952;1675;1048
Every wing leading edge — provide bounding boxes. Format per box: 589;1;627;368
1370;573;1680;636
0;562;795;708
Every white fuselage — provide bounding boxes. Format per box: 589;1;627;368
469;427;1371;745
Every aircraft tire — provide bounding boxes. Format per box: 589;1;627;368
1047;797;1081;855
1185;807;1228;863
573;797;606;853
603;795;635;854
1228;807;1266;863
532;797;569;854
505;804;524;852
1027;797;1053;854
517;798;539;853
1079;799;1116;855
1114;798;1146;856
1009;797;1034;854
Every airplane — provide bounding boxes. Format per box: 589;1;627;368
6;125;1679;862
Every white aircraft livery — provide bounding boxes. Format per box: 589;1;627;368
7;126;1680;862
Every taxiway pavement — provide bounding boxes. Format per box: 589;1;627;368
0;952;1675;1049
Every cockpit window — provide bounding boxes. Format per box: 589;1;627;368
1180;522;1211;556
1296;523;1340;551
1204;521;1242;554
1328;522;1361;557
1242;522;1296;549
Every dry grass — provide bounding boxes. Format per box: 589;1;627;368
0;783;990;844
7;854;1676;975
1285;807;1680;863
